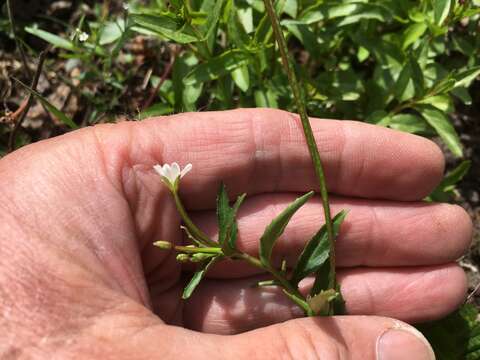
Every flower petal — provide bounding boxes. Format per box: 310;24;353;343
171;162;181;180
153;164;165;177
180;163;193;178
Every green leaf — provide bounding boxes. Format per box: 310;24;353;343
172;53;202;112
366;110;390;125
184;50;250;86
428;160;471;201
389;113;430;134
254;88;279;108
202;0;225;38
232;65;250;92
216;183;245;253
454;67;480;88
227;4;250;48
138;102;173;120
310;257;331;297
417;304;480;360
418;95;453;113
417;105;463;157
182;256;219;299
14;79;77;129
290;210;347;286
259;191;314;267
394;62;415;101
451;87;472;105
131;13;199;44
402;23;427;50
99;20;125;45
433;0;451;26
25;27;75;51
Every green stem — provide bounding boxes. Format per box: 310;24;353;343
263;0;337;292
174;246;222;254
172;191;217;247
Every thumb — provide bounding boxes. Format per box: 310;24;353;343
222;316;435;360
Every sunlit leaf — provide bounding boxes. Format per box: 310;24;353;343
184;50;250;86
131;13;199;43
433;0;451;26
182;256;219;299
259;191;314;266
25;27;75;51
14;79;77;129
290;211;347;286
418;105;463;157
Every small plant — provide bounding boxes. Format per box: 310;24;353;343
153;162;347;316
151;0;349;317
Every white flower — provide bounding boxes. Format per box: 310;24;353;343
123;3;130;11
154;162;192;189
78;32;89;42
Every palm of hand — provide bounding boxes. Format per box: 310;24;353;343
1;109;470;358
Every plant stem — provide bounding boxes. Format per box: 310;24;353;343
172;191;218;247
174;246;222;254
263;0;337;293
6;0;32;79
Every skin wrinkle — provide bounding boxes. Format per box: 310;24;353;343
362;205;382;265
87;126;152;309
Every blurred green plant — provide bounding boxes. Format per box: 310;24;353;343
7;0;480;159
127;0;479;159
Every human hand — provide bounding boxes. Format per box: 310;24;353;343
0;109;471;359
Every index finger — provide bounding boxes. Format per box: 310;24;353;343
123;108;445;208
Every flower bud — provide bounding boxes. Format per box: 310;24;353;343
190;253;213;262
176;253;190;263
153;240;172;250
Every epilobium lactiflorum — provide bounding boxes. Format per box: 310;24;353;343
153;162;347;316
153;0;346;317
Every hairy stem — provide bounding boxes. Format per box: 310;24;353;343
172;191;218;247
263;0;337;297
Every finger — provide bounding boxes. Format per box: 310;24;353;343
187;194;471;276
182;264;466;334
118;313;436;360
97;108;444;209
226;316;435;360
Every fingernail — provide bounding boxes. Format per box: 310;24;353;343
377;326;435;360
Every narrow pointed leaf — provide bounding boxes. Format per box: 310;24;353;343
14;79;77;129
291;210;347;286
184;50;250;86
202;0;225;39
433;0;451;26
182;256;219;299
25;27;75;51
402;23;427;50
217;183;230;246
259;191;314;266
454;67;480;89
216;183;245;253
417;105;463;157
228;193;246;250
131;14;199;44
310;259;331;297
